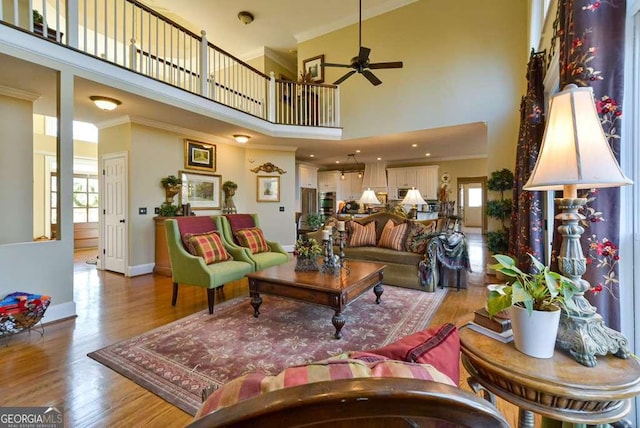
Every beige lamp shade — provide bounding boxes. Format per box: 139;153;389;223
401;187;427;206
524;84;632;195
359;188;381;205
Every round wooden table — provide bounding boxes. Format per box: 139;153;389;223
459;325;640;427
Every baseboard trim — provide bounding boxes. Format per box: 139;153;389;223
43;301;77;324
128;263;154;277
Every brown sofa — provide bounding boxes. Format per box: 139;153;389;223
308;212;441;291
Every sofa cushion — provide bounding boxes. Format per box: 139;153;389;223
378;219;408;251
185;232;231;264
348;221;377;247
194;357;454;419
343;247;423;266
355;323;460;384
405;221;437;254
235;227;270;254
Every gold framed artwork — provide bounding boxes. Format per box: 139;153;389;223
184;139;216;172
257;176;280;202
302;54;324;83
179;170;221;210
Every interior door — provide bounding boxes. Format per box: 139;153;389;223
102;153;127;274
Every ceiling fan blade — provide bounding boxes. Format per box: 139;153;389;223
334;70;356;85
322;62;353;68
357;46;371;64
362;69;382;86
368;61;403;69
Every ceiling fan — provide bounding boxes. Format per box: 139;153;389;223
322;0;403;86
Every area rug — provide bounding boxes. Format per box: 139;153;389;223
88;286;447;415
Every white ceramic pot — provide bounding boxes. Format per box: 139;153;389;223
510;305;560;359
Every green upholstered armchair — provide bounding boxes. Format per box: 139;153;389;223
164;216;254;314
218;214;289;271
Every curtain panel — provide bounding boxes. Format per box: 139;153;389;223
556;0;626;329
508;50;546;272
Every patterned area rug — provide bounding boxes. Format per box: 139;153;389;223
88;286;448;415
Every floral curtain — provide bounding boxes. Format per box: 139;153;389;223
556;0;626;329
508;50;546;272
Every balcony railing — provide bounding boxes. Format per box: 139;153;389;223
0;0;339;127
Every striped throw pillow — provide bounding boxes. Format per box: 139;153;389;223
194;358;453;418
378;219;408;251
347;221;377;247
186;232;231;264
235;227;271;254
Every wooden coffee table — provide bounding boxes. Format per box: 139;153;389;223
246;259;385;339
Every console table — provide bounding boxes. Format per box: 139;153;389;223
459;326;640;427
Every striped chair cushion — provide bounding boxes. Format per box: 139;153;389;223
378;219;408;251
185;232;231;264
194;358;454;419
234;227;270;254
347;221;377;247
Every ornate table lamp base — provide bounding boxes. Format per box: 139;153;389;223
556;312;630;367
554;196;631;367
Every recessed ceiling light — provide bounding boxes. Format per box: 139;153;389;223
335;161;340;163
377;157;382;161
411;144;417;147
233;134;250;143
309;154;314;158
425;153;431;157
90;95;121;111
356;149;361;153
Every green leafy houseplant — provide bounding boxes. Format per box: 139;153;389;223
293;237;322;259
486;254;579;318
305;212;324;230
161;175;181;188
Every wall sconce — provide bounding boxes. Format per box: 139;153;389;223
237;11;254;25
523;83;632;367
233;134;250;143
90;96;121;111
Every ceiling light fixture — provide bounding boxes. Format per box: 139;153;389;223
237;11;254;25
90;96;121;111
233;134;250;143
340;153;364;180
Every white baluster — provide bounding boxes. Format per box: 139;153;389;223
268;72;276;122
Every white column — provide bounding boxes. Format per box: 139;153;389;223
268;71;276;122
200;30;209;97
65;0;79;48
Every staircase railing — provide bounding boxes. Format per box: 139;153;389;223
1;0;339;127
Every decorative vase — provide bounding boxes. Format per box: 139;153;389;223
510;305;561;359
165;185;181;204
295;257;319;272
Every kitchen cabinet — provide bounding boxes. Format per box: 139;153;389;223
387;166;439;200
416;166;439;199
318;171;340;192
338;172;364;201
297;164;318;189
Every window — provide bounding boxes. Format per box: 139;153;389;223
468;188;482;208
73;175;99;223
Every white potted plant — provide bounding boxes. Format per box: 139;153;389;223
486;254;579;358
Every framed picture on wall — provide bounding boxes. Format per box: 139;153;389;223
179;170;221;210
257;176;280;202
302;55;324;83
184;139;216;172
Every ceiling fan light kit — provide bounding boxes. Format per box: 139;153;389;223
323;0;403;86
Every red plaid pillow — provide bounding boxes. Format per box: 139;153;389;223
234;227;270;254
185;232;231;264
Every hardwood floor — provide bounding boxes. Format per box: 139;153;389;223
0;237;523;427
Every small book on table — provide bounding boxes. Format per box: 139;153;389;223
466;322;514;343
473;307;511;333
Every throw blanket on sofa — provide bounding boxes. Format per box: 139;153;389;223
418;232;471;289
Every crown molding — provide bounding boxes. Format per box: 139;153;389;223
0;84;40;101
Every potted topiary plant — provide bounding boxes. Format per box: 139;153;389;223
486;168;513;275
486;253;578;358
